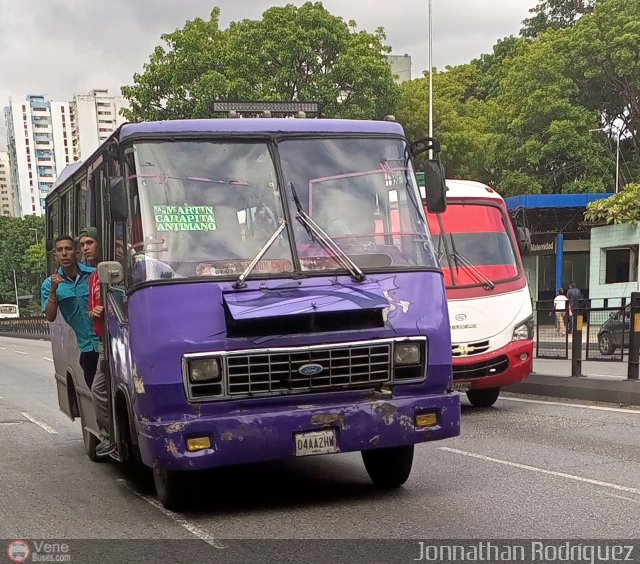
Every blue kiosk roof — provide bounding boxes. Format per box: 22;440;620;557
505;193;610;210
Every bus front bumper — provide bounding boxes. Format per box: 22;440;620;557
452;339;533;390
136;393;461;471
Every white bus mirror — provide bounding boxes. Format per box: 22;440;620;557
97;261;124;285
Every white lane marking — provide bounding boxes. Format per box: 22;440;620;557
42;356;53;362
13;350;26;355
439;447;640;496
20;412;59;434
501;396;640;414
0;347;5;350
601;492;640;505
116;479;224;548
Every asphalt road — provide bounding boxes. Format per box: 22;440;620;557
2;335;640;560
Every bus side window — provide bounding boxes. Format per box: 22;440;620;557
75;176;88;232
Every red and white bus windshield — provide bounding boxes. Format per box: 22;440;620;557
426;202;520;289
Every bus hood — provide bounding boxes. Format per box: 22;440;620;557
223;282;389;321
447;290;531;343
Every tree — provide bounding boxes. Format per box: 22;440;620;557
584;183;640;225
490;29;613;195
521;0;595;38
396;65;501;182
564;0;640;154
122;3;399;121
0;216;46;311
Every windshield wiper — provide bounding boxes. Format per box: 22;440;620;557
448;233;495;291
289;182;365;283
233;220;287;289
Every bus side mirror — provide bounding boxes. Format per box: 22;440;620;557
424;159;447;213
516;227;532;255
46;239;54;252
109;176;127;221
97;261;124;286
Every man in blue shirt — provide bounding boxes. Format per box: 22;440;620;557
41;235;100;387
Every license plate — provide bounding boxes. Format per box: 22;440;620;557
295;429;337;457
452;382;471;392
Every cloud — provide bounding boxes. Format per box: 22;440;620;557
0;0;534;147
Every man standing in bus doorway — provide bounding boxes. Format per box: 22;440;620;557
79;227;117;458
42;235;101;390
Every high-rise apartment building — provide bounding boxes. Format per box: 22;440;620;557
387;54;412;84
4;95;72;216
0;151;16;217
70;89;128;161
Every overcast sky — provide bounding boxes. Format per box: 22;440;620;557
0;0;534;147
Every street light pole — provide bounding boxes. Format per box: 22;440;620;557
428;0;434;160
589;127;621;193
615;131;620;194
13;269;18;307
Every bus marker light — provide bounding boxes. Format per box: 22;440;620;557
186;437;211;452
520;353;529;361
416;413;438;427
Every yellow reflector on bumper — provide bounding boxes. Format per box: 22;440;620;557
415;413;438;427
186;437;211;452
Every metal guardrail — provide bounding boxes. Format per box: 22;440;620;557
0;317;50;339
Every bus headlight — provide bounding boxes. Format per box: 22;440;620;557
512;315;534;341
394;342;421;365
188;358;222;382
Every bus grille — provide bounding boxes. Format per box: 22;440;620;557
451;340;490;357
452;355;509;380
225;343;392;397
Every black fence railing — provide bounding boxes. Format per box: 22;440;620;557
0;317;50;339
534;300;629;363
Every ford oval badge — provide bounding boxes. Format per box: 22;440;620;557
299;363;323;376
455;313;467;322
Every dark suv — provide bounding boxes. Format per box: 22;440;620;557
597;306;630;355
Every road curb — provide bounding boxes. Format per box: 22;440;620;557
506;373;640;406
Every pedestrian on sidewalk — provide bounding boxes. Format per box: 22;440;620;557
553;288;568;336
566;281;583;333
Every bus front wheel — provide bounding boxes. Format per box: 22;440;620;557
466;387;501;408
153;465;184;510
362;444;414;488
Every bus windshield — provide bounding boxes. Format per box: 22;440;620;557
128;137;437;283
279;137;437;272
427;202;519;288
128;141;294;282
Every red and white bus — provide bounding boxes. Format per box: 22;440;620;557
424;179;533;407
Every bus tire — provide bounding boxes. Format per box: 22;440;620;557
362;444;414;488
153;465;184;510
466;387;501;408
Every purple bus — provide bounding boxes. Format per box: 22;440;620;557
47;112;460;508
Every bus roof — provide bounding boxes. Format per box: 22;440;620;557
120;118;405;140
444;179;505;202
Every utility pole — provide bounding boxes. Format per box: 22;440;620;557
13;269;19;306
428;0;434;160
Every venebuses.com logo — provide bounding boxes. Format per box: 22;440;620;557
6;540;30;563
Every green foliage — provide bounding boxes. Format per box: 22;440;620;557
521;0;595;38
584;183;640;225
0;217;46;312
121;3;399;121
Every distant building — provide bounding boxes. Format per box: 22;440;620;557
69;89;128;161
0;151;16;216
387;54;412;83
4;95;72;216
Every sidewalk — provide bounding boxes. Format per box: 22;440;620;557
505;358;640;406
